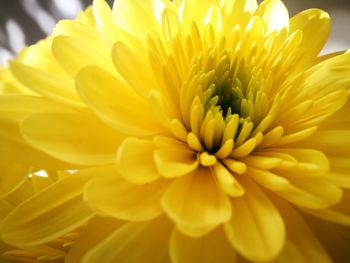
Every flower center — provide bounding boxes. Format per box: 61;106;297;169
180;45;272;163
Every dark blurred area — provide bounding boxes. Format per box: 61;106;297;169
0;0;349;64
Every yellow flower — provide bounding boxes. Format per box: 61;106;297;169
1;0;350;262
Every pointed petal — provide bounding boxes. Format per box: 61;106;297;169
162;167;231;237
225;178;285;262
77;65;164;136
170;227;236;263
82;217;172;263
116;138;161;184
21;112;123;166
84;175;169;221
0;166;111;246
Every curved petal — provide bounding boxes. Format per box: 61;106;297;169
276;176;342;210
162;167;231;237
290;9;330;70
116;138;161;184
0;166;111;246
153;136;199;178
224;178;285;262
254;0;289;34
10;61;83;108
82;217;172;263
52;35;114;77
77;65;164;136
170;227;236;263
154;145;199;178
0;95;74;168
21;111;124;166
84;175;169;221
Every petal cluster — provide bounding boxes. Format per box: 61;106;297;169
1;0;350;262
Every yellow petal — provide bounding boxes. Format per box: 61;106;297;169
92;0;112;26
52;35;114;77
254;0;289;34
66;216;123;263
112;42;158;97
21;112;123;166
162;167;231;237
82;217;172;263
277;176;342;209
170;227;236;263
274;199;332;263
154;141;199;177
304;189;350;226
0;166;109;246
0;161;28;198
10;61;83;108
112;0;161;39
116;138;161;184
0;95;73;168
290;9;330;69
225;178;285;262
304;130;350;156
84;175;168;221
272;148;330;177
220;0;257;33
77;65;164;136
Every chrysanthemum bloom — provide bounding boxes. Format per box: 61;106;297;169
1;0;350;262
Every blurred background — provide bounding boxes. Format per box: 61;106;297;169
0;0;349;64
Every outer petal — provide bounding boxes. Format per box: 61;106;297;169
51;35;115;77
224;178;285;262
170;227;236;263
290;9;330;70
84;175;169;221
10;61;83;108
0;161;28;198
112;0;161;38
154;136;199;178
162;167;231;237
303;189;350;226
77;65;164;136
66;216;123;263
0;166;111;246
112;42;158;97
254;0;289;34
82;217;172;263
116;138;161;184
21;111;124;166
274;199;332;263
0;95;73;168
